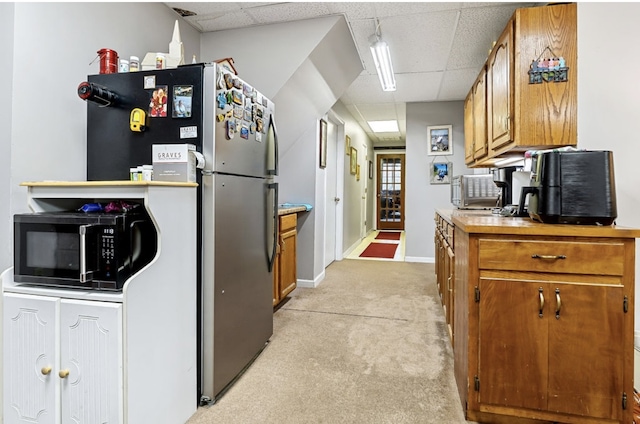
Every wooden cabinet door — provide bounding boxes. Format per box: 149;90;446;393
273;243;281;306
472;69;487;160
479;279;626;420
463;92;475;165
279;228;297;299
59;299;123;424
446;246;455;343
478;278;548;411
487;20;513;153
3;293;58;424
547;283;625;420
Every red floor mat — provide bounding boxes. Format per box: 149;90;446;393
375;231;401;241
359;242;398;259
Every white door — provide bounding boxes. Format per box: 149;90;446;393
59;299;123;424
361;143;368;238
324;118;338;267
3;293;58;424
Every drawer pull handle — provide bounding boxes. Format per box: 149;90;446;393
538;287;544;318
531;254;566;260
59;369;70;379
41;366;52;375
555;288;562;320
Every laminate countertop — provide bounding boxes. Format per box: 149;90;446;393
278;205;310;216
436;208;640;239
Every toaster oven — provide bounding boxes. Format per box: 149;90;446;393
451;174;501;209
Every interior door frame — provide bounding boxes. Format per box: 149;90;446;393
374;150;406;231
325;110;345;264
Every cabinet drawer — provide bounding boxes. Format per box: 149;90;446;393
478;239;625;276
280;213;297;232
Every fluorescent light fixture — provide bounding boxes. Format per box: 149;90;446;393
370;38;396;92
368;120;399;133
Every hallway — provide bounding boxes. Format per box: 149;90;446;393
346;230;405;262
187;259;470;423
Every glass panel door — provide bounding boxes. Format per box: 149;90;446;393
376;154;405;230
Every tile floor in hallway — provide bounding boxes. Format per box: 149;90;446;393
346;230;405;261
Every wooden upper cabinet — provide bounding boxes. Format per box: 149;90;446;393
487;20;513;153
472;68;488;160
464;3;577;167
463;92;475;165
512;3;577;150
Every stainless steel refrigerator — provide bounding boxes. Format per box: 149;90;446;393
84;63;278;403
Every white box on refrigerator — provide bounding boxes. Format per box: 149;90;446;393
152;144;196;182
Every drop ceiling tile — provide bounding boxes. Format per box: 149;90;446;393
447;4;521;70
165;2;243;16
373;2;463;18
381;11;459;74
394;72;443;103
325;2;377;20
343;74;397;104
438;68;479;101
195;10;258;32
245;2;333;24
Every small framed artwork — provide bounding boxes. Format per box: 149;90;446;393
345;135;351;155
368;160;373;179
356;164;361;181
350;147;357;175
319;119;327;169
427;125;453;156
430;161;452;184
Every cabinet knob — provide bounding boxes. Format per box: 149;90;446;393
58;369;70;379
41;366;52;375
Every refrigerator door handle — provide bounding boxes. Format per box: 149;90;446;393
267;114;278;176
267;182;279;272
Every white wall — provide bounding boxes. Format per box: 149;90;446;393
331;101;375;253
4;2;201;270
0;3;15;274
405;101;466;262
8;2;201;226
576;3;640;342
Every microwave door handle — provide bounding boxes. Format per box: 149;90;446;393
79;225;94;283
128;220;145;271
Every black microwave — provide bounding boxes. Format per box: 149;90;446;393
13;209;157;291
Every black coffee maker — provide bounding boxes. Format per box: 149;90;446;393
491;166;518;207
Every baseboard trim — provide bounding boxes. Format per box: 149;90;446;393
297;269;326;289
405;256;434;264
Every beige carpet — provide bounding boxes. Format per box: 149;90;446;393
187;259;471;424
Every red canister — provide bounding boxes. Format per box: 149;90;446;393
98;48;118;74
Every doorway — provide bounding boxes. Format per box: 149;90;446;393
324;112;345;268
376;154;405;230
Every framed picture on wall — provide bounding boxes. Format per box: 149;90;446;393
350;147;357;175
345;135;351;155
430;161;452;184
319;119;327;168
368;160;373;179
427;125;453;156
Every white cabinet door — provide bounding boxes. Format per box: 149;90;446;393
59;299;123;424
3;293;58;424
3;294;123;424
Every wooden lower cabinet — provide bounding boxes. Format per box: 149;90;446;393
437;209;640;424
274;213;297;306
434;213;455;343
